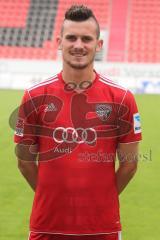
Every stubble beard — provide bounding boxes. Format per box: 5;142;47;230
64;54;95;70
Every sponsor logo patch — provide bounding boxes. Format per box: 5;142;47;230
44;103;57;112
133;113;141;134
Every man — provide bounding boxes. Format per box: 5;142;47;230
14;5;142;240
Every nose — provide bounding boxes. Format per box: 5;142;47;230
74;38;83;48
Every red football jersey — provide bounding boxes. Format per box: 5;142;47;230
14;71;142;235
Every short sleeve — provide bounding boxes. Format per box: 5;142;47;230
14;90;38;145
118;90;142;143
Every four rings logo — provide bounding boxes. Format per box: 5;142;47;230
53;127;97;144
10;93;133;161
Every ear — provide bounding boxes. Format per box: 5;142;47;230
56;36;62;50
96;39;103;52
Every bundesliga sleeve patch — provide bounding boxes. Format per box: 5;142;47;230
15;118;24;137
133;113;141;134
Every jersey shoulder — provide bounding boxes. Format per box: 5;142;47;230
97;74;137;106
27;74;59;96
98;74;127;93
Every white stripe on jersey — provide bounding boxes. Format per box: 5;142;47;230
30;230;121;236
118;88;128;114
118;231;122;240
99;75;122;85
99;75;126;91
27;231;31;240
100;75;118;85
28;75;59;91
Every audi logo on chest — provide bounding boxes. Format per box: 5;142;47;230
53;127;97;144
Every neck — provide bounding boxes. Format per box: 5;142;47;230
62;64;96;84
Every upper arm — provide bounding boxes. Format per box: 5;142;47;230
118;90;142;144
16;143;38;168
16;143;38;161
116;90;142;170
14;90;38;144
117;142;140;169
14;90;39;161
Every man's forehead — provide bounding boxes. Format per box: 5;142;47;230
62;19;97;36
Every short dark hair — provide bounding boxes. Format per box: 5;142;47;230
62;5;100;39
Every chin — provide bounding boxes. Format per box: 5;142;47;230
64;58;94;70
71;64;88;70
68;61;88;70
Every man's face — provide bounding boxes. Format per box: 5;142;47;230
57;18;103;70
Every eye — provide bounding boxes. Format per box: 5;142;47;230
82;36;93;42
66;35;77;41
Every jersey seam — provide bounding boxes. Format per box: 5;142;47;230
119;140;141;144
30;230;120;236
27;89;38;114
118;89;128;115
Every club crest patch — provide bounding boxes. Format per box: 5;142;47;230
95;104;112;121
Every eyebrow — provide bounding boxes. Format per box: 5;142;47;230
65;34;76;38
65;34;94;39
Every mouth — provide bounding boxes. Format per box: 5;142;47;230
70;52;87;57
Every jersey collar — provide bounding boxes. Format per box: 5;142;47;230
58;70;99;94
